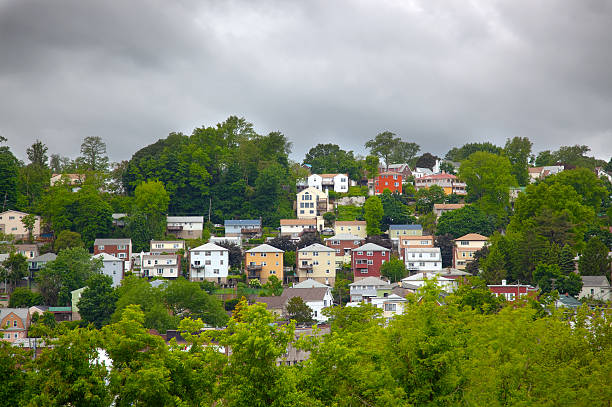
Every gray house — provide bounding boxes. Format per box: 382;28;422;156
93;253;124;288
224;219;262;239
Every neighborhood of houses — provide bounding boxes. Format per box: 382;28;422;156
1;161;611;352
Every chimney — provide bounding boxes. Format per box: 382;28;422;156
501;279;507;286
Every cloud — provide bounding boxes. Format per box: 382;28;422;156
0;0;610;164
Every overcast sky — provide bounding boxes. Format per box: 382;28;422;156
1;0;611;164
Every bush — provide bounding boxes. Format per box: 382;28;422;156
248;238;264;244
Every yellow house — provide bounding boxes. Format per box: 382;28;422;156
150;240;185;254
453;233;488;270
334;221;367;239
245;244;284;284
388;224;423;240
296;243;336;286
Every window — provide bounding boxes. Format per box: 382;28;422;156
335;249;341;254
220;260;224;265
205;251;211;256
460;241;469;246
361;269;368;274
118;253;126;259
357;251;363;255
591;289;594;294
309;210;314;214
366;251;373;256
394;182;399;187
419;262;425;267
276;262;279;266
313;252;318;256
13;321;18;327
262;262;267;266
300;210;304;214
384;303;397;311
367;260;373;265
8;216;15;220
213;269;219;274
157;268;163;274
408;262;414;267
205;260;211;265
508;293;515;301
166;260;172;265
270;270;275;274
421;240;429;245
117;245;126;250
99;245;105;250
194;261;200;266
430;253;436;258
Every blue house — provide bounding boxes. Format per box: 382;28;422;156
224;219;262;239
388;224;423;239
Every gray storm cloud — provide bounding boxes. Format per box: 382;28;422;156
0;0;610;163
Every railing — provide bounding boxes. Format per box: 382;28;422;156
167;225;183;231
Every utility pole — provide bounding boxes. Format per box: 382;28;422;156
2;191;6;212
208;197;212;223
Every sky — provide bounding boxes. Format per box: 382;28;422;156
1;0;611;164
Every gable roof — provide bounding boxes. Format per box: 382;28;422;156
354;243;389;252
93;252;122;262
402;272;454;282
335;220;366;226
433;203;465;210
29;253;57;263
298;243;335;252
293;279;330;288
455;233;488;241
246;244;284;253
417;173;459;181
280;218;317;226
349;276;391;287
190;242;228;252
388;224;422;230
581;275;611;287
94;238;131;246
0;308;29;322
256;295;286;309
282;287;331;302
167;216;204;223
224;219;261;226
324;234;364;241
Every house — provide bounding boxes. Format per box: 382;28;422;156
141;254;181;279
0;210;41;240
509;187;526;203
71;287;87;319
398;235;434;259
93;253;124;287
150;240;185;255
437;268;471;281
112;213;127;228
488;280;538;301
334;220;367;239
28;253;57;280
166;216;204;239
189;243;229;284
49;173;85;187
378;163;412;180
209;236;242;248
0;308;30;343
293;279;330;288
280;218;321;240
374;172;402;195
528;165;564;182
412;167;434;179
296;243;336;286
554;294;582;309
258;286;334;323
324;234;365;269
351;243;390;280
296;187;329;220
348;293;408;320
94;238;132;262
453;233;488;270
402;272;457;292
245;244;284;284
595;167;612;184
14;244;39;259
348;276;392;302
404;247;442;273
415;173;467;195
433;203;465;218
305;173;350;193
388;224;423;240
224;219;262;240
578;276;612;301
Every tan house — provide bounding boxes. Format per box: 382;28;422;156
0;210;41;240
0;308;30;343
388;224;422;240
453;233;488;270
415;173;467;195
14;244;39;259
280;218;321;240
296;243;336;286
296;187;329;220
398;235;434;259
433;203;465;218
245;244;284;284
150;240;185;255
50;173;85;187
334;221;367;239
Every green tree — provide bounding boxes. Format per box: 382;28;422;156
380;257;407;282
415;184;445;214
434;234;454;268
1;252;28;292
445;142;502;162
217;241;243;269
77;136;109;172
503;136;532;186
449;276;501;313
579;237;611;279
365;131;400;169
0;141;20;210
54;230;84;252
414;152;438;170
9;287;42;307
436;205;496;238
364;195;384;235
26;140;49;168
78;273;118;328
322;211;336;227
389;141;420;166
20;213;37;242
0;341;31;406
558;244;576;274
132;179;170;239
380;190;415;230
533;263;582;296
162;278;228;327
363;155;380;178
261;275;283;296
303;144;361;179
285;296;314;325
439;161;456;174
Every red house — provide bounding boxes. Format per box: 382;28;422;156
488;280;538;302
93;238;132;261
352;243;390;281
324;234;365;269
375;172;402;195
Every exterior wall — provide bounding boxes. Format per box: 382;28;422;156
375;173;402;195
142;255;181;279
297;187;328;219
167;218;203;239
389;228;423;240
245;251;284;283
190;250;229;283
488;285;537;301
433;204;465;218
94;243;131;261
579;285;612;301
296;250;336;286
280;222;318;238
325;239;364;268
403;249;442;272
150;240;185;255
224;222;261;238
334;222;367;239
349;285;391;302
398;236;434;259
415;174;467;195
0;311;28;343
454;239;487;270
15;245;39;259
0;211;41;239
210;236;242;247
307;174;349;193
305;293;334;322
101;259;124;287
352;250;389;279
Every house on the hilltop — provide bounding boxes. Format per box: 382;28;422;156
189;242;229;284
404;247;442;273
257;286;333;323
351;243;390;280
296;243;336;286
488;280;538;301
280;218;321;240
579;276;612;302
0;308;30;343
324;234;365;269
224;219;262;240
141;254;181;280
453;233;488;270
93;252;124;287
166;216;204;239
388;224;423;240
433;203;465;218
0;210;41;240
94;238;132;262
245;244;284;284
415;173;466;195
374;172;402;195
150;240;185;255
334;220;367;239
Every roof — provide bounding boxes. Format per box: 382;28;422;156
0;210;32;216
280;218;316;226
48;306;71;312
378;171;402;177
94;238;132;246
528;167;543;173
29;252;57;262
142;254;178;259
224;219;261;226
246;244;284;253
15;244;37;250
112;213;127;219
556;295;582;308
581;276;611;287
404;247;441;253
403;272;454;282
282;287;330;302
256;295;286;309
438;268;471;277
298;243;335;252
433;203;465;210
324;234;364;241
0;308;29;321
335;220;366;226
354;243;390;252
93;253;122;261
293;279;330;288
349;276;392;287
167;216;204;223
389;224;422;230
191;242;228;252
150;280;168;288
417;173;458;180
319;173;347;178
150;240;184;245
455;233;488;241
399;235;434;241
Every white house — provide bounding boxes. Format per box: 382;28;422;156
403;247;442;273
306;173;350;193
189;242;229;284
347;293;408;320
579;276;612;302
348;276;392;302
280;218;321;239
401;272;457;292
282;287;334;323
93;253;124;288
141;254;181;279
167;216;204;239
297;187;329;220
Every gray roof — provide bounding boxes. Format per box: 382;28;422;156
556;295;582;308
293;279;330;288
246;244;283;253
298;243;335;252
282;287;331;302
581;275;611;287
349;276;392;287
404;247;441;253
190;242;228;252
0;308;29;322
324;234;364;241
167;216;204;223
389;224;423;230
354;243;390;252
224;219;261;226
93;253;122;262
94;238;131;245
29;252;57;262
256;295;286;309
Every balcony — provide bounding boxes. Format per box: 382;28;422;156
241;228;261;236
167;225;183;231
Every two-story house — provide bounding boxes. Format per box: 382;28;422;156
379;163;412;180
488;280;538;301
334;220;367;239
258;286;334;323
296;243;336;286
351;243;390;280
402;272;457;292
398;235;434;260
189;243;229;284
150;240;185;255
297;187;329;220
404;247;442;273
245;244;284;284
453;233;488;270
415;173;467;195
93;252;125;287
433;203;465;218
28;253;57;281
0;308;30;343
94;238;132;262
374;172;402;195
142;254;181;279
324;234;365;269
280;218;321;240
306;173;350;193
14;244;39;259
224;219;262;240
579;276;612;302
0;210;41;240
166;216;204;239
388;224;423;240
348;276;392;302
